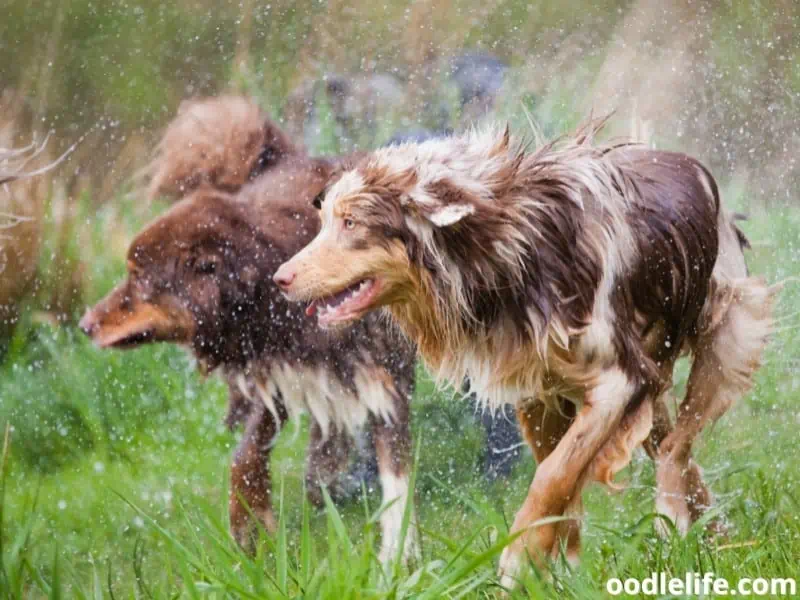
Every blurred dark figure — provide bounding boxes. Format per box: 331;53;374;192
469;395;523;480
447;52;508;124
284;73;406;152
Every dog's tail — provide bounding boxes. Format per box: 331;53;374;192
712;210;753;282
696;210;777;410
144;95;298;201
730;212;751;251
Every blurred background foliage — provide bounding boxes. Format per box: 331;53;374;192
0;0;798;482
1;0;798;196
1;3;799;595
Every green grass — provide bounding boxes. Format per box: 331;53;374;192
1;193;799;598
3;1;799;594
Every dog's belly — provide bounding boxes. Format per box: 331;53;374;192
231;363;398;436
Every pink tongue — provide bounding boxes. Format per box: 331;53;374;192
306;302;317;317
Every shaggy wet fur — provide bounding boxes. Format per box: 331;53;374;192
145;95;295;201
82;97;418;562
275;121;776;588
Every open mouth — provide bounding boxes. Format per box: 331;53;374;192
305;278;381;327
96;328;155;349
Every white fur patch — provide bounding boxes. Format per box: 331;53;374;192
377;471;417;564
427;203;475;227
590;367;636;412
497;547;524;591
325;171;365;219
655;488;692;536
579;275;618;366
236;362;398;438
452;348;527;410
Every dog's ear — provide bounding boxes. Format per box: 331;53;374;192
424;203;476;227
308;155;361;209
251;119;297;177
412;179;477;227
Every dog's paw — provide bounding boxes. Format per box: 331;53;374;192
230;508;277;554
654;492;692;537
497;546;524;592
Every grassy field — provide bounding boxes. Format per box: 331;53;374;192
1;0;799;597
1;188;799;599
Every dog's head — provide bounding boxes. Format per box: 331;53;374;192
82;156;332;370
273;135;503;329
146;95;298;201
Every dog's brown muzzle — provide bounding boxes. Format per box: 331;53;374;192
80;284;193;349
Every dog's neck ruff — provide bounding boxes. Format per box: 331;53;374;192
391;304;582;411
368;124;639;409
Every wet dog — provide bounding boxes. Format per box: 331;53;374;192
275;121;775;587
146;95;382;497
82;97;418;562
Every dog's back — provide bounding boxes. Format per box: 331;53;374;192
600;146;755;365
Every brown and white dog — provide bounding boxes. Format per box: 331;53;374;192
274;122;776;587
81;97;418;563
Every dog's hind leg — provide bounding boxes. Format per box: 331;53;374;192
229;402;286;551
656;278;775;535
498;369;644;589
371;388;417;566
517;399;580;565
643;392;713;535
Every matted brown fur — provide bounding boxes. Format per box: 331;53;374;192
144;95;296;431
145;95;295;201
82;97;418;562
276;120;776;588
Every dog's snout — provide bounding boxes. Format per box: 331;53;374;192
78;311;98;337
273;264;296;290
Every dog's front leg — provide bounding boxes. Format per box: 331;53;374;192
371;402;417;566
229;403;284;552
498;369;641;590
517;399;581;565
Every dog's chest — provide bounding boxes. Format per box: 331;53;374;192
230;361;398;436
442;337;599;410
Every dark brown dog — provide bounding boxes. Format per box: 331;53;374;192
144;95;379;500
82;98;418;561
144;95;297;432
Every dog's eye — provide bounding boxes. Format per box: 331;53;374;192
344;218;356;230
195;259;217;275
312;191;325;210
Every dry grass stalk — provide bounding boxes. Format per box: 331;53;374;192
0;135;74;186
